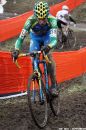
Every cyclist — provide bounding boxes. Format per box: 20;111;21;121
12;1;58;96
56;5;76;30
56;5;76;45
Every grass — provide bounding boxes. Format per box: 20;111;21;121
4;0;62;14
67;84;86;94
0;37;17;52
0;35;30;52
71;2;86;23
59;74;86;99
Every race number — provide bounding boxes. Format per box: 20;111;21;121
20;29;27;39
50;29;57;37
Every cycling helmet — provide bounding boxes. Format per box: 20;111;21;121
34;1;49;19
62;5;69;10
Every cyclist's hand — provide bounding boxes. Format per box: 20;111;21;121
41;45;51;54
12;50;19;61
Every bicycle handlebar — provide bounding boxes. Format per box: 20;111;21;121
13;51;51;68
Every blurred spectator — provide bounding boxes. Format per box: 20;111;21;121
13;0;16;4
0;0;7;13
0;0;7;6
0;4;3;13
57;0;62;2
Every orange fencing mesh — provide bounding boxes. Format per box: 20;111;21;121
0;0;85;42
0;48;86;95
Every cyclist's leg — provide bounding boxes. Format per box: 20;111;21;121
42;33;60;116
57;19;62;29
29;32;46;72
43;32;56;86
57;19;63;43
43;33;58;96
29;32;41;52
47;54;57;86
29;32;41;71
57;19;66;49
60;21;68;37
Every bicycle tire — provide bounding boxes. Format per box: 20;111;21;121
57;30;64;49
27;73;48;128
49;83;60;116
66;29;76;48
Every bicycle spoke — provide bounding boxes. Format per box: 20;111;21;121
27;74;48;128
67;29;76;48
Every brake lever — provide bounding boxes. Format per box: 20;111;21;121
13;59;21;68
43;51;51;64
12;56;21;69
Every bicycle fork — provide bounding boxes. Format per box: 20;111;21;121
32;58;45;105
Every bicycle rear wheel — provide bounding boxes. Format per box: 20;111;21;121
66;29;76;48
47;75;60;116
57;30;64;49
27;73;48;128
49;83;60;116
50;92;60;116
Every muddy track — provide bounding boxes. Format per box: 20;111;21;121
0;90;86;130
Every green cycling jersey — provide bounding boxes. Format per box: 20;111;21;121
15;14;58;50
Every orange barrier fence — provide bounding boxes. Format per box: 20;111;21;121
0;47;86;96
0;0;86;98
0;0;85;42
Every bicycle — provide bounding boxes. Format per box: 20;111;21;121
57;23;76;49
13;50;60;128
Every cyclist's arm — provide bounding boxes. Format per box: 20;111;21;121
48;16;58;48
15;18;32;50
69;15;76;24
15;29;28;50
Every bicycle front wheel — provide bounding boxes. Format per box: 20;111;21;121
66;29;76;48
27;73;48;128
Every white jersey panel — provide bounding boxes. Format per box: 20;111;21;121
56;10;69;23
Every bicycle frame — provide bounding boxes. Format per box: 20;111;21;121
32;52;50;102
62;22;75;36
13;51;60;127
14;51;51;103
57;22;76;49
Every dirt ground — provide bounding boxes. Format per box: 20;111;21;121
0;82;86;130
0;1;86;130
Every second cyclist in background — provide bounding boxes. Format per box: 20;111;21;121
56;5;76;48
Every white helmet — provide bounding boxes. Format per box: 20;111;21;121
62;5;69;10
